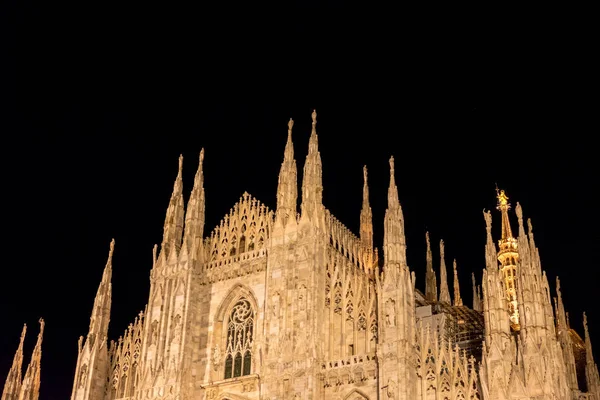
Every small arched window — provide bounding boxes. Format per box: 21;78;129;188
239;235;246;254
223;298;254;379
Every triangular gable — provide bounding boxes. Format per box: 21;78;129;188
205;192;273;263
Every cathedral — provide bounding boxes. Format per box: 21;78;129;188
2;110;599;400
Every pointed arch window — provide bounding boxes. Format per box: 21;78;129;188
223;297;254;379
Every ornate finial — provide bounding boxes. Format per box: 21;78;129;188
389;156;395;173
38;318;45;330
200;148;204;164
527;218;533;235
288;118;294;131
426;231;430;247
109;238;115;257
583;312;589;333
363;165;368;184
311;109;317;125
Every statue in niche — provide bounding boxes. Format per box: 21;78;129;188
386;378;397;398
171;314;182;343
150;320;159;345
385;299;396;327
294;320;306;353
78;364;88;388
281;328;292;356
271;293;280;318
298;285;307;311
211;344;221;370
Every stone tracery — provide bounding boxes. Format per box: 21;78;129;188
224;297;254;380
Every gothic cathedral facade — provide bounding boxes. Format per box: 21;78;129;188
3;111;599;400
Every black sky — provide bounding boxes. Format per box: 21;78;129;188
1;2;597;399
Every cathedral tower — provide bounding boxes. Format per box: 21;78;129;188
137;152;205;397
377;156;417;400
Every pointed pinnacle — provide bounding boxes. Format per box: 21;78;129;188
20;323;27;343
35;318;45;347
102;239;115;283
109;238;115;260
307;110;319;154
284;119;295;160
387;156;399;207
453;259;463;306
9;323;27;372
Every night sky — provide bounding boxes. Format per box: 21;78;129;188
1;2;597;399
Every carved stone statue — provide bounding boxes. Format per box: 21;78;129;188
298;285;307;312
271;293;280;317
484;210;492;235
171;314;182;343
385;299;396;327
150;320;159;345
211;344;221;370
386;378;397;398
78;364;88;388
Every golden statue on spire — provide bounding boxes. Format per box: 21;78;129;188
497;189;509;207
495;187;520;331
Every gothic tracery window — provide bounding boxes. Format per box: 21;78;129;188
224;298;254;379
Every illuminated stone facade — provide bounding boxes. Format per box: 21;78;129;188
3;111;600;400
